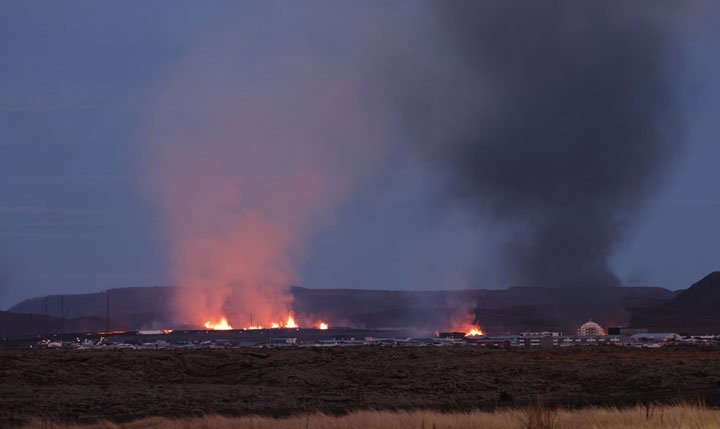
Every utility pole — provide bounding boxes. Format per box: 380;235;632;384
60;295;64;334
250;312;253;327
105;292;110;333
44;296;48;337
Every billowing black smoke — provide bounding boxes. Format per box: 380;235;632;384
420;2;682;287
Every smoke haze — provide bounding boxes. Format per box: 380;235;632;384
142;4;413;327
142;2;693;328
415;1;685;288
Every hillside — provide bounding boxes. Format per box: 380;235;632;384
630;272;720;334
0;311;110;338
292;286;675;334
6;284;678;337
9;286;175;333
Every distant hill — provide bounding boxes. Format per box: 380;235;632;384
6;283;678;337
0;311;110;338
292;285;676;334
630;272;720;334
9;286;175;333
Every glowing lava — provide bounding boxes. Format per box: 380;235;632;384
448;307;485;337
465;327;484;337
284;315;299;328
239;315;306;330
318;322;329;330
204;317;233;330
267;315;299;329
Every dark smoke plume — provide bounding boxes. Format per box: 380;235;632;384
420;1;683;287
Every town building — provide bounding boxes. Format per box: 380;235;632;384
577;320;604;336
607;327;649;335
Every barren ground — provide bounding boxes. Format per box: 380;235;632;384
2;347;720;425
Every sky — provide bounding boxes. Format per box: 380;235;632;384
1;1;719;309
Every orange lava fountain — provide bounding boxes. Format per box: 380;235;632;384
204;317;233;330
465;327;484;337
284;315;299;328
447;307;485;337
221;314;307;330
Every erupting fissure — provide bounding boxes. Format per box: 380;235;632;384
465;327;484;337
448;307;485;337
203;318;233;330
284;315;298;329
202;314;329;331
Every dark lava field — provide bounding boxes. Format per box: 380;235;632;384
2;346;720;424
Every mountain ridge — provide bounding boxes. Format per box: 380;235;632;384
6;283;680;337
630;271;720;333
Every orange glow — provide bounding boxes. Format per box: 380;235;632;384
147;41;391;342
246;325;263;330
260;315;301;329
284;315;299;328
204;317;233;330
318;322;329;330
465;327;484;337
448;306;485;337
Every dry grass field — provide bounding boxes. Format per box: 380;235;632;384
18;404;720;429
2;346;720;426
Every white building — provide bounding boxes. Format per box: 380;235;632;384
577;320;604;336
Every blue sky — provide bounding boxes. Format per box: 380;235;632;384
1;2;719;308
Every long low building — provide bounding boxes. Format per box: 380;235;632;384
471;331;703;348
629;333;682;342
471;334;630;347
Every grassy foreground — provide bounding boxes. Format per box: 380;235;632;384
5;348;720;423
20;404;720;429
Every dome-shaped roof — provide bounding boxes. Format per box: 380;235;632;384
577;320;604;336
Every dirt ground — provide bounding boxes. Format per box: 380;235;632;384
1;346;720;425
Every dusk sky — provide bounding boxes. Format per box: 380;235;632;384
1;1;719;309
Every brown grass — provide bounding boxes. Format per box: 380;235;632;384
520;402;559;429
18;404;720;429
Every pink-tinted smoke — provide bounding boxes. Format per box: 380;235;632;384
140;5;409;328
